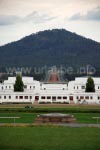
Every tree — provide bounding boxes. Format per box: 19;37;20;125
14;75;24;92
85;77;95;92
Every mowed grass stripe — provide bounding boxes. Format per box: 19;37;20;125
0;127;100;150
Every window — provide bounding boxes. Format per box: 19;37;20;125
24;85;27;89
4;96;6;99
9;86;11;89
85;96;89;99
33;86;35;89
90;96;93;99
44;88;46;90
74;86;75;89
52;97;56;101
77;86;79;89
1;86;3;90
9;96;11;99
30;96;32;99
80;96;84;99
82;86;85;89
25;96;28;99
58;96;61;99
0;96;1;99
16;96;18;99
19;96;23;99
41;96;45;99
98;96;100;100
98;86;99;89
30;86;31;89
76;96;79;100
63;97;67;99
47;96;51;99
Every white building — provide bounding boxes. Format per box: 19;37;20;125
68;77;100;104
0;77;40;104
0;76;100;104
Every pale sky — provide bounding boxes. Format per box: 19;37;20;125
0;0;100;45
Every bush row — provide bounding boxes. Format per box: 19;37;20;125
0;107;100;113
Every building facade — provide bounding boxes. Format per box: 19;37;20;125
0;76;100;104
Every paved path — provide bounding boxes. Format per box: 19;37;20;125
0;123;100;127
58;123;100;127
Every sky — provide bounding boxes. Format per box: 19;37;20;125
0;0;100;45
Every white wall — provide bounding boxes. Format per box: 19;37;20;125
0;76;100;104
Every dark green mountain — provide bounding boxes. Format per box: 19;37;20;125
0;29;100;68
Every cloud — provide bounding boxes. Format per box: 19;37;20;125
69;7;100;21
0;11;56;26
0;15;21;25
23;11;56;23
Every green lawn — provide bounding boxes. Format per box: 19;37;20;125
73;113;100;123
0;127;100;150
0;112;100;123
0;113;37;123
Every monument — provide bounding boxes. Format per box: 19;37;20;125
34;113;77;124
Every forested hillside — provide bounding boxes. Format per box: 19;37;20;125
0;29;100;68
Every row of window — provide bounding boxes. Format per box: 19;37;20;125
76;96;93;100
1;85;35;90
0;95;100;100
0;96;32;99
77;96;100;100
24;85;35;89
41;96;67;100
1;85;100;90
1;86;11;90
16;96;32;99
74;86;85;90
74;86;100;90
0;96;11;99
41;96;100;100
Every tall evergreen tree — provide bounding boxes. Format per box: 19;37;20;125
14;75;24;92
85;77;95;92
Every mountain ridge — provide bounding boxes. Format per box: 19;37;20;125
0;29;100;68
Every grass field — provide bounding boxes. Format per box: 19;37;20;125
0;113;37;123
0;127;100;150
0;105;100;150
0;112;100;123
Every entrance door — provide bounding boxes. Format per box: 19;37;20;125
35;96;39;101
69;96;74;104
69;96;73;101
